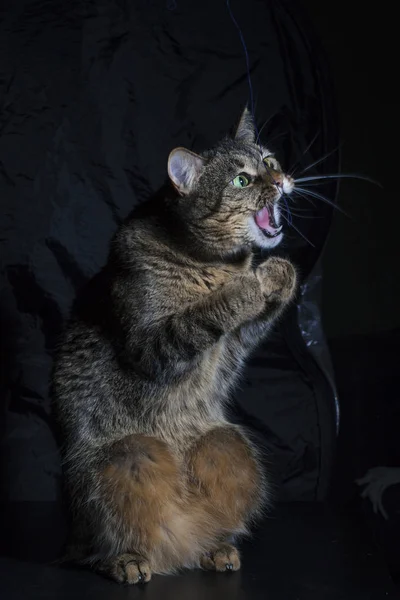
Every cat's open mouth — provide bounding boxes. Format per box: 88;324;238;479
254;206;283;238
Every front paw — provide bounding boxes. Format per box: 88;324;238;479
256;257;297;303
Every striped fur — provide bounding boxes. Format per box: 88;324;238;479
52;109;297;583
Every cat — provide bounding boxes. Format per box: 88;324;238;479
52;107;297;584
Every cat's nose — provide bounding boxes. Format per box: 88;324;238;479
283;175;294;194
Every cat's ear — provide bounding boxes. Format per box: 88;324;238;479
168;148;206;195
235;106;256;144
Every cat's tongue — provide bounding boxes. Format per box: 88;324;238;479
255;206;283;238
255;207;271;230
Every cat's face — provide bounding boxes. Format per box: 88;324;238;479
168;108;294;256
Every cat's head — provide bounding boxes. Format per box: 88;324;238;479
168;108;294;256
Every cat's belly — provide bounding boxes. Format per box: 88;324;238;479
149;342;231;447
180;341;231;405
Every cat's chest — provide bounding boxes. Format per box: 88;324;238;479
184;259;252;296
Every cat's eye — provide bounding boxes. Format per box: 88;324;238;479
232;174;250;188
263;157;275;170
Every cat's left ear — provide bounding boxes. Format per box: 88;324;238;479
168;148;206;195
235;107;256;144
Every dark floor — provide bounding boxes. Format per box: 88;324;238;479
1;502;398;600
329;329;400;584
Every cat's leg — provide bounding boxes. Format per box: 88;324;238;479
186;426;267;572
122;270;267;379
68;434;184;584
216;257;297;394
235;256;297;354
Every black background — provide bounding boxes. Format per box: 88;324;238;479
304;0;399;338
305;0;400;583
1;0;399;596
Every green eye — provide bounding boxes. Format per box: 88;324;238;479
232;174;250;188
263;157;275;169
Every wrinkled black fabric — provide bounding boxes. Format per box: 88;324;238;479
0;0;339;505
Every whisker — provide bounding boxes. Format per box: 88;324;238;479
281;193;316;213
226;0;256;118
294;180;337;188
300;145;342;175
291;189;317;208
294;186;349;217
283;202;316;213
281;193;292;225
289;130;321;177
255;112;277;145
280;211;315;247
294;173;382;187
280;206;321;220
265;131;287;148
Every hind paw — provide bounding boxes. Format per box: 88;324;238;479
101;553;152;584
200;543;241;572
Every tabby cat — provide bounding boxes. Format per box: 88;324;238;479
52;108;297;584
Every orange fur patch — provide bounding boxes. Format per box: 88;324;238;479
96;429;262;575
100;435;182;553
187;427;261;530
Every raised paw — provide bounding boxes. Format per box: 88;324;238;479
103;553;152;585
256;256;297;302
200;543;241;573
